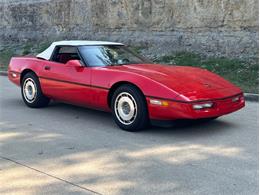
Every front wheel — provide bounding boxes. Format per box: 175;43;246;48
111;85;149;131
200;117;219;121
21;72;50;108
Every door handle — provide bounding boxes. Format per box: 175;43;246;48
44;66;51;70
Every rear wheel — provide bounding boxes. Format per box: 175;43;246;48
111;84;149;131
21;72;50;108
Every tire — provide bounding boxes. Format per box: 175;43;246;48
197;117;219;123
111;84;149;131
208;117;219;121
21;72;50;108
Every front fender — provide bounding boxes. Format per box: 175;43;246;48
91;67;183;101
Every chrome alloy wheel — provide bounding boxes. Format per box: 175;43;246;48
23;78;37;103
114;92;137;125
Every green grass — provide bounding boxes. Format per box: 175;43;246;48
154;52;259;93
34;42;52;53
0;49;15;71
0;41;52;71
129;46;145;55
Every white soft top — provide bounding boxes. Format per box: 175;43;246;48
37;40;124;60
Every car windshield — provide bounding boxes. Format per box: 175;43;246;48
78;45;151;67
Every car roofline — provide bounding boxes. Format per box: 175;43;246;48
36;40;124;60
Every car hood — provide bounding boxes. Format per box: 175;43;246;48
110;64;241;100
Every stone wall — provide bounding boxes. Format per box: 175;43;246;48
0;0;258;58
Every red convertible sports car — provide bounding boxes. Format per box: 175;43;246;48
8;40;245;131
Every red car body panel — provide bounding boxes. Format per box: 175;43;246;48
8;56;245;121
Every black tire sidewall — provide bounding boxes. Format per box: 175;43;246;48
111;85;148;131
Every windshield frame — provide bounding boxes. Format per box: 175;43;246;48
78;45;152;67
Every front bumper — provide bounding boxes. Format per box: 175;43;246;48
146;94;245;120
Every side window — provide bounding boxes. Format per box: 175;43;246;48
51;46;81;64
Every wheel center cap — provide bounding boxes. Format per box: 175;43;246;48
28;86;33;95
122;102;130;115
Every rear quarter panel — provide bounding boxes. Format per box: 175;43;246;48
8;57;45;86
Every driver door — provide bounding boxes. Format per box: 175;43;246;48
39;46;93;106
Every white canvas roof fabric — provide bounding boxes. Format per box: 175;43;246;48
36;40;124;60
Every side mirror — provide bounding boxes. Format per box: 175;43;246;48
66;60;82;67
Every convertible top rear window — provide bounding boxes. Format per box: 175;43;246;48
78;45;150;67
59;46;77;53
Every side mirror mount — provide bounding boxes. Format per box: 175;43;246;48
66;60;82;67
